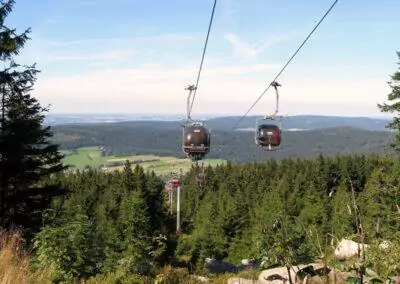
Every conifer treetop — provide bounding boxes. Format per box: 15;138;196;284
0;0;31;61
378;51;400;152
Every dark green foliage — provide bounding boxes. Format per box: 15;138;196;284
176;154;400;270
378;51;400;151
118;189;153;274
0;0;66;232
30;153;400;281
34;162;172;280
358;155;400;242
0;1;30;60
330;182;354;238
33;211;101;281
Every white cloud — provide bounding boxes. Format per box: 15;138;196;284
17;32;201;68
224;32;290;60
19;30;390;118
33;62;390;117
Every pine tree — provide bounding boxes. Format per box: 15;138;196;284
378;51;400;151
330;182;354;239
119;190;153;274
0;0;67;230
360;157;400;241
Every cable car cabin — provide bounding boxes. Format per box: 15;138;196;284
182;123;211;160
255;124;281;149
170;178;181;188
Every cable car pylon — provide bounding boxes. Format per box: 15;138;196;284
165;169;183;236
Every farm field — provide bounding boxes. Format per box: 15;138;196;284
62;146;226;175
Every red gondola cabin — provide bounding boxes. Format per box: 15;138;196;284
256;124;281;148
170;178;181;188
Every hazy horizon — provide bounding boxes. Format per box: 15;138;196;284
46;112;392;120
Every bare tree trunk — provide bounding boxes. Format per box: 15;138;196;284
349;178;365;283
286;265;293;284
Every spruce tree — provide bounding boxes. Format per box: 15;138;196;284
119;190;152;274
0;0;67;231
378;51;400;151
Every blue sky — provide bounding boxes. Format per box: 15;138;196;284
6;0;400;117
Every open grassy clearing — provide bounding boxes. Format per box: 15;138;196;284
63;147;108;169
103;156;225;175
63;146;226;174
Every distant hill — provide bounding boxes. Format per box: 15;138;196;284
51;119;395;163
46;113;391;131
207;115;391;131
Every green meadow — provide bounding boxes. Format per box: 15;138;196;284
62;146;226;175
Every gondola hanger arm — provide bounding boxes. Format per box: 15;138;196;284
185;85;196;121
263;81;281;120
186;0;217;119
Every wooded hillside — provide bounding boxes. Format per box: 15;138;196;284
29;154;400;282
51;121;394;163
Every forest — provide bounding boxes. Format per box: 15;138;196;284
51;122;394;163
1;0;400;283
30;154;400;283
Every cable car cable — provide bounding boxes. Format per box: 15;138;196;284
181;0;217;161
232;0;340;130
187;0;217;118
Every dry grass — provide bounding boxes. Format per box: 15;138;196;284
0;229;54;284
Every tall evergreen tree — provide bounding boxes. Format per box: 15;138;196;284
378;51;400;151
119;190;153;274
0;0;67;230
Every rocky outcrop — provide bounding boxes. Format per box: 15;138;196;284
333;239;369;260
191;275;210;282
333;238;391;260
258;263;330;284
258;265;303;284
240;259;261;270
